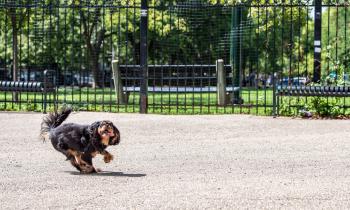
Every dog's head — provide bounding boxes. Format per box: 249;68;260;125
89;121;120;146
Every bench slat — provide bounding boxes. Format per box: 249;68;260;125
0;81;55;92
277;86;350;97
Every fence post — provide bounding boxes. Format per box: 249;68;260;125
140;0;148;113
112;59;127;104
313;0;322;82
230;5;243;104
216;59;226;106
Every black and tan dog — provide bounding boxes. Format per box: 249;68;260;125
40;107;120;173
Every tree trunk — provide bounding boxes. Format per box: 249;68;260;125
80;10;106;88
86;43;102;88
90;48;101;88
84;30;106;88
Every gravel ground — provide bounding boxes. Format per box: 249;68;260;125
0;111;349;209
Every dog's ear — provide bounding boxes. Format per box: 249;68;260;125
88;121;100;137
109;123;120;145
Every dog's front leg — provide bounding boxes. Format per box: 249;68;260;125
100;150;114;163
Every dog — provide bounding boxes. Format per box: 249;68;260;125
40;107;120;173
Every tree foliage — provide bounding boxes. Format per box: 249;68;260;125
0;0;346;85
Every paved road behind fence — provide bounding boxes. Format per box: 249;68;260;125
0;112;349;209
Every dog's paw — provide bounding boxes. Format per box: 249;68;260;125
80;164;96;174
103;153;113;163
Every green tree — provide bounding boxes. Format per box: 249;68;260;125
0;1;32;100
322;6;350;82
4;4;30;81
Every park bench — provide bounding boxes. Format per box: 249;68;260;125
114;60;240;105
276;85;350;115
0;70;56;113
123;86;240;93
120;86;242;105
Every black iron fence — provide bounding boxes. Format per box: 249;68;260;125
0;0;349;116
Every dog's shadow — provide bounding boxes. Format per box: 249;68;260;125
66;171;146;177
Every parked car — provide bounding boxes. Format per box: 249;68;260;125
58;73;79;86
292;77;307;85
0;68;10;80
75;74;94;87
279;77;307;86
19;69;55;82
327;72;349;81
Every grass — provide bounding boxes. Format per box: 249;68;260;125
0;86;349;116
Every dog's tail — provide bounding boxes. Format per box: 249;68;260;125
40;106;72;141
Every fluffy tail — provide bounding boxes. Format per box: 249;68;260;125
40;106;72;141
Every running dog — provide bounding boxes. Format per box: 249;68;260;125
40;107;120;173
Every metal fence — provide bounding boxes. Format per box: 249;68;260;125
0;0;349;116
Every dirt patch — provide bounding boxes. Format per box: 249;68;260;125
0;112;349;209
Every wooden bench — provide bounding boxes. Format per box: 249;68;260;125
0;70;56;113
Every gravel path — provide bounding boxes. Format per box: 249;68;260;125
0;112;349;209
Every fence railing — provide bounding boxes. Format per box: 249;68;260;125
0;1;349;116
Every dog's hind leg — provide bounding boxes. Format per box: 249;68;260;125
66;149;95;173
69;157;82;172
66;149;82;164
